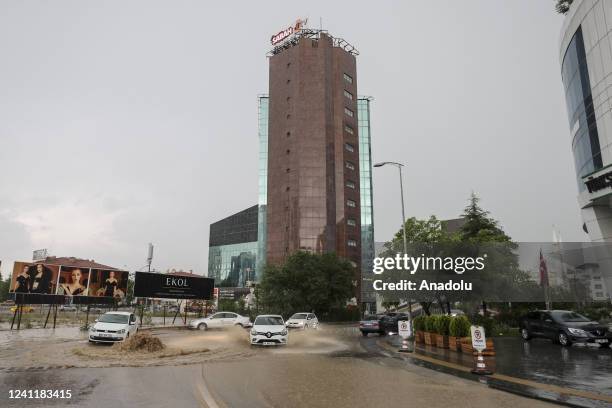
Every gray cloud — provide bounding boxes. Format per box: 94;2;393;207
0;0;584;278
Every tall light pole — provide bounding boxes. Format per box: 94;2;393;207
373;162;407;254
374;161;413;332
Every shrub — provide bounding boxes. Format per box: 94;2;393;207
471;315;494;337
449;315;471;337
425;315;438;332
413;315;426;331
435;315;451;336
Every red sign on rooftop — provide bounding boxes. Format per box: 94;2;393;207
271;18;307;46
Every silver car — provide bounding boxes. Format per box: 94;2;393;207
285;313;319;329
189;311;252;330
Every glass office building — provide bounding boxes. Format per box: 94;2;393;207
208;205;258;287
560;0;612;242
257;96;269;277
358;97;376;308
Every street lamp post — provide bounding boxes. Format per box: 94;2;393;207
373;161;413;324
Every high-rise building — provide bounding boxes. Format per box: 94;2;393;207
265;29;362;281
209;25;375;308
560;0;612;241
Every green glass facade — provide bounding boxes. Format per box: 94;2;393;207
257;96;269;277
358;97;375;306
208;242;258;287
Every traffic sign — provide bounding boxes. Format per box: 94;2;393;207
470;325;486;351
398;320;412;338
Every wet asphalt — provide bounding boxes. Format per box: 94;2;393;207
0;325;606;407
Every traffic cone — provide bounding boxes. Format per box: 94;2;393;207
471;351;492;375
398;337;412;353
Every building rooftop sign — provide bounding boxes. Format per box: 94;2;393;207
271;18;307;46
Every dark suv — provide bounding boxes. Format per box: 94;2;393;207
359;313;409;337
519;310;611;347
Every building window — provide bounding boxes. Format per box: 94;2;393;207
346;180;355;189
345;143;354;152
596;292;604;298
593;276;601;280
286;131;291;137
344;90;353;100
344;125;354;135
347;199;356;208
343;73;353;84
345;161;355;170
344;107;354;118
348;239;357;247
594;284;603;289
347;218;356;227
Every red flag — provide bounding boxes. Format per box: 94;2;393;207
539;249;549;287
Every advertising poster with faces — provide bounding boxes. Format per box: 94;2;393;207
56;267;89;296
89;269;129;299
10;262;60;295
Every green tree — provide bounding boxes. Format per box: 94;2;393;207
0;272;9;302
125;275;135;306
460;192;511;243
259;251;354;317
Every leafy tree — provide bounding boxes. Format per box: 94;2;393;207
0;272;9;302
555;0;573;14
259;251;354;317
125;275;135;306
460;192;510;243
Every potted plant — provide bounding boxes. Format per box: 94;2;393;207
435;315;451;348
413;315;425;344
423;315;438;346
449;315;470;352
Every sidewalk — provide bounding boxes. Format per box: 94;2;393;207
381;336;612;408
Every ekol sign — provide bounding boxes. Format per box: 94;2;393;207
134;271;214;300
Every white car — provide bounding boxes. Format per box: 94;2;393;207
189;311;252;330
88;311;138;343
286;313;319;329
250;315;288;346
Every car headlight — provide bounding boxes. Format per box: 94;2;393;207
281;329;288;336
567;328;588;337
117;329;126;334
250;328;257;335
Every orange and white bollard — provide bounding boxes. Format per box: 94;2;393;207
398;337;412;353
471;351;492;375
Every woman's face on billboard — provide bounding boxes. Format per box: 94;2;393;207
109;271;115;279
22;265;29;274
72;269;82;284
36;264;43;273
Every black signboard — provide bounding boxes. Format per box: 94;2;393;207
134;272;214;300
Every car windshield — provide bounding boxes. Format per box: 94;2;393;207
98;314;129;324
254;316;284;326
551;311;591;322
290;313;308;319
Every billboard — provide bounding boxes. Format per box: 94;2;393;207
9;261;128;304
134;272;214;300
88;269;129;299
10;262;60;294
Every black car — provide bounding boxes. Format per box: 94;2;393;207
519;310;611;347
359;313;409;337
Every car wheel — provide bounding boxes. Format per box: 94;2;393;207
126;333;130;339
361;332;368;337
198;323;207;331
558;332;572;347
520;328;531;341
88;339;95;344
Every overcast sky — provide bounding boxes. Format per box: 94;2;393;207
0;0;583;277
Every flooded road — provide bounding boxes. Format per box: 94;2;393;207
0;325;560;407
495;337;612;397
